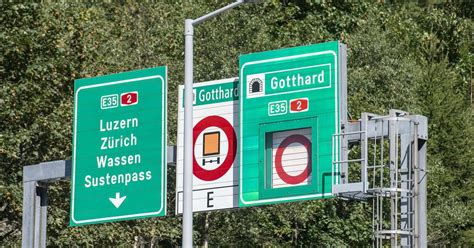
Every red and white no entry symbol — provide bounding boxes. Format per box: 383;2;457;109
274;134;312;184
193;115;237;181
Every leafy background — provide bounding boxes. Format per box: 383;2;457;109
1;1;472;246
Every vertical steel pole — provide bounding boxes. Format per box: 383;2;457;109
389;118;397;247
417;138;428;247
361;113;368;193
400;125;411;247
414;122;420;248
22;181;36;247
22;181;48;248
34;185;48;248
183;18;194;248
181;3;255;246
339;43;348;184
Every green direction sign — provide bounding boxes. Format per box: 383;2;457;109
239;41;347;207
70;67;167;226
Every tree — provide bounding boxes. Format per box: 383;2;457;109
1;1;472;246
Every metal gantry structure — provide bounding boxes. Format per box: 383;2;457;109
333;109;428;247
21;111;427;248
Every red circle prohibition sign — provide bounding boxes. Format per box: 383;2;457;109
193;115;237;181
274;134;312;185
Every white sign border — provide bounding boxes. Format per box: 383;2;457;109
71;71;167;225
239;50;339;205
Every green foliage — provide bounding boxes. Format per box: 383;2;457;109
1;1;472;246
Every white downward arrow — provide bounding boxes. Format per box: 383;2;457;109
109;192;126;208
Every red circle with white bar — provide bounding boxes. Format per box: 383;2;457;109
193;115;237;181
274;134;312;184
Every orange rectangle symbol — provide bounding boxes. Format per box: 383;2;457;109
203;132;220;156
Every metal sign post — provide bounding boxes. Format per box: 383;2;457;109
183;1;261;246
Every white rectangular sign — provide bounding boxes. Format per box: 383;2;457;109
176;78;239;213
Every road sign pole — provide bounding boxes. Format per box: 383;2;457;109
183;18;194;248
183;2;259;246
22;181;37;248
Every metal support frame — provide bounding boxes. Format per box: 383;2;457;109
21;146;176;248
332;110;428;248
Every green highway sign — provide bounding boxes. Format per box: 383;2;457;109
239;41;347;207
70;67;167;226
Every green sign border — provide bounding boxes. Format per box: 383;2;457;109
71;67;167;225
